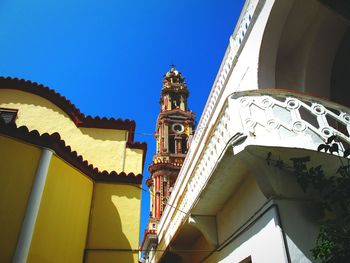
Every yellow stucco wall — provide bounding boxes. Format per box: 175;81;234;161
0;136;41;262
86;183;141;263
125;148;144;175
28;155;93;263
86;251;139;263
0;89;142;173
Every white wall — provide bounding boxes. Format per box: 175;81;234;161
207;206;287;263
276;199;320;263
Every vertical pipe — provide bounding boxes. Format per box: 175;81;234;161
159;126;163;153
164;124;168;154
154;176;157;219
155;176;160;219
12;148;53;263
152;178;156;218
159;176;163;213
272;204;291;263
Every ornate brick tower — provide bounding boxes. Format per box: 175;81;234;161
146;66;195;224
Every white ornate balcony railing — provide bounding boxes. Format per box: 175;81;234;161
191;0;264;147
156;89;350;256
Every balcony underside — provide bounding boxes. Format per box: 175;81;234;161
192;144;345;216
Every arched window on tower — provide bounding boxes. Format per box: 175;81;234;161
169;136;175;154
181;137;187;154
171;94;181;110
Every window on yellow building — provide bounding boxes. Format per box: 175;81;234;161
0;108;18;124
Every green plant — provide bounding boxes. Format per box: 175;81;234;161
266;136;350;263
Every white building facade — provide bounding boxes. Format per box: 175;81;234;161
143;0;350;262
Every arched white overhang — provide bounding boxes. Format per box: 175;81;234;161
258;0;350;106
160;223;215;263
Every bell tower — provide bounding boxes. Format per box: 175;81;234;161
146;66;195;222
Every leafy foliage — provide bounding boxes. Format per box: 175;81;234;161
267;135;350;263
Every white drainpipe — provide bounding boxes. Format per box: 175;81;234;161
12;148;53;263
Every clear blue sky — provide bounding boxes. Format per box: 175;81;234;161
0;0;245;245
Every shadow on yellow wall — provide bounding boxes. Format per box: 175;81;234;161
0;90;127;142
80;127;126;142
86;183;141;263
0;90;133;172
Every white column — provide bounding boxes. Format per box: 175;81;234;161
12;148;53;263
